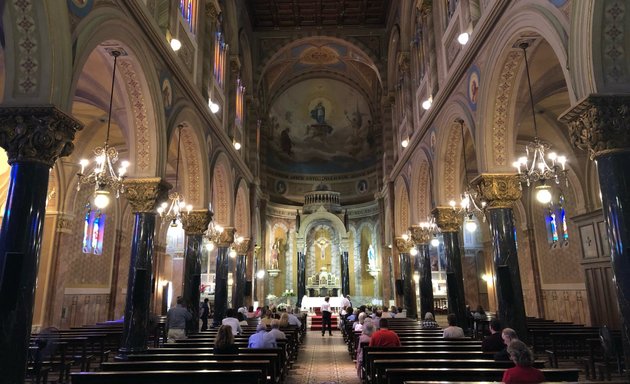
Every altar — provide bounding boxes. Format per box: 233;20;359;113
305;267;341;298
300;295;344;312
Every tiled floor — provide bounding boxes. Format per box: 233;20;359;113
285;331;361;384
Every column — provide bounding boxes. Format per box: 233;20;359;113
410;225;434;317
0;106;81;384
213;227;235;327
233;238;251;310
473;174;527;341
433;207;468;330
560;95;630;363
297;239;306;307
341;251;350;296
181;210;212;334
118;178;169;355
395;237;418;319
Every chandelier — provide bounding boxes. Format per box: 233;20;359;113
157;124;191;226
204;206;224;251
420;219;441;248
512;42;568;204
449;119;486;232
77;49;130;209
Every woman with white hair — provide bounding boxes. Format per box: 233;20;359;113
353;312;367;332
356;319;376;379
421;312;439;329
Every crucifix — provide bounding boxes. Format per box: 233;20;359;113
315;237;329;260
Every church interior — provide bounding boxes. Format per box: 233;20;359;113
0;0;629;382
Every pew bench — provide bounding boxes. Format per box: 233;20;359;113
71;369;264;384
384;367;580;384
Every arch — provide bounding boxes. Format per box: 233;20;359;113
70;7;165;177
167;104;210;209
211;152;233;226
394;175;410;235
477;3;572;173
387;25;402;93
234;180;250;236
410;151;431;222
296;210;348;242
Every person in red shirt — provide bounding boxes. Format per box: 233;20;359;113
368;318;401;347
501;340;544;384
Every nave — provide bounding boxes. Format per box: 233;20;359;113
286;333;360;384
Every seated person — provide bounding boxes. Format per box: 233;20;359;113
221;308;243;335
213;324;239;354
495;327;518;361
268;319;286;341
502;340;544;383
248;322;277;348
473;304;486;320
369;318;401;347
421;312;440;329
353;312;367;332
482;319;504;352
442;313;465;338
356;321;376;379
288;307;303;327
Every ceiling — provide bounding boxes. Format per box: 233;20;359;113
247;0;390;30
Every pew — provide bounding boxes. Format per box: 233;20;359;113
384;367;580;384
71;369;264;384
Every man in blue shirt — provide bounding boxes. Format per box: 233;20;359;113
167;296;192;342
248;323;277;348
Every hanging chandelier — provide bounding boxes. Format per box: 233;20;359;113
512;42;568;204
449;119;486;232
204;205;224;251
157;124;192;226
77;49;130;209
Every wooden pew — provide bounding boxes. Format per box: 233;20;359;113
71;369;264;384
384;367;580;384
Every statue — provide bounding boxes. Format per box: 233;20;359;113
367;244;376;271
310;101;326;124
271;238;285;270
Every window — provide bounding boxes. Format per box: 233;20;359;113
545;193;569;245
179;0;198;34
235;77;245;127
547;209;559;243
213;16;227;88
82;206;105;255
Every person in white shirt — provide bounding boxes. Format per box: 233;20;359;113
341;295;351;311
443;313;465;338
321;296;333;336
221;308;243;335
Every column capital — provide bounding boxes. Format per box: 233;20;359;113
409;224;432;244
394;237;414;253
431;207;462;232
181;209;212;235
235;238;251;255
205;0;221;20
472;174;521;209
0;105;83;166
559;94;630;159
217;226;236;247
122;177;170;213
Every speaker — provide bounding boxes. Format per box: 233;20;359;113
244;281;252;296
395;279;404;296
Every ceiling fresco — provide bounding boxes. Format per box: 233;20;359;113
266;78;377;175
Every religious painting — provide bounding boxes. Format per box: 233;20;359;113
267;78;377;174
160;74;174;114
467;65;480;111
579;224;599;259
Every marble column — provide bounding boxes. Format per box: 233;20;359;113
473;174;527;341
341;251;350;296
212;227;235;327
410;225;434;318
0;106;81;384
297;241;306;307
395;237;418;319
118;178;169;355
560;95;630;364
181;210;212;334
233;238;251;310
433;207;467;330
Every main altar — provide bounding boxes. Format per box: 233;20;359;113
305;267;341;297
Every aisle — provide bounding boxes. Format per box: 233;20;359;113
285;331;361;384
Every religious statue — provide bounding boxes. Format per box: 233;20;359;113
316;237;329;260
271;238;285;270
310;101;326;124
367;244;376;271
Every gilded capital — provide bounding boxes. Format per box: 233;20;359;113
205;0;220;20
0;106;83;166
122;178;170;213
217;226;236;247
473;174;521;209
432;207;461;232
235;238;251;255
559;95;630;159
409;225;432;244
181;209;212;235
395;237;414;253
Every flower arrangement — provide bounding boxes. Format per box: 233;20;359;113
281;289;296;297
277;303;289;311
266;294;277;302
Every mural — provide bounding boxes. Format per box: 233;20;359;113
267;78;377;174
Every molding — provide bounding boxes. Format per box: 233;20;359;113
540;283;586;291
64;287;111;295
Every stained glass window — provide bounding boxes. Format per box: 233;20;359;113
235;77;245;127
179;0;197;34
82;206;105;255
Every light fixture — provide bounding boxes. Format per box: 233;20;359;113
256;270;265;279
204;205;224;250
512;42;568;204
401;138;409;148
422;95;433;110
208;99;220;113
157;124;192;226
457;32;469;45
233;141;241;150
77;49;130;209
449;119;486;231
170;38;182;51
430;236;440;247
